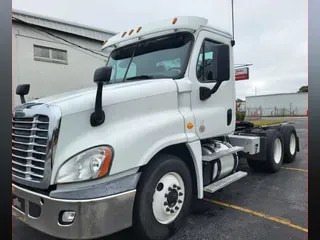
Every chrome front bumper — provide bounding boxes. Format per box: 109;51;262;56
12;183;136;239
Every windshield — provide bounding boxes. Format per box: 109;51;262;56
106;32;193;83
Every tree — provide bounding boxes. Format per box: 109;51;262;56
298;85;308;92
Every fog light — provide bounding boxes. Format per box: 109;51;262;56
60;211;76;224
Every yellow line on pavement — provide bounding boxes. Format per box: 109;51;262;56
281;167;308;173
203;198;308;233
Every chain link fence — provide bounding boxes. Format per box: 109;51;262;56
246;106;305;118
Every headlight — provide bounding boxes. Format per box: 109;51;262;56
55;146;113;184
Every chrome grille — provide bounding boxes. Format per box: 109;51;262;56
12;115;50;182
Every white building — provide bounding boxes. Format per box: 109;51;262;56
245;92;308;117
12;9;116;106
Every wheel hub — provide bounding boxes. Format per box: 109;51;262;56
273;138;282;164
167;189;179;207
289;133;296;155
152;172;185;224
163;185;183;213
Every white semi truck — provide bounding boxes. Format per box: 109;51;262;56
12;16;299;240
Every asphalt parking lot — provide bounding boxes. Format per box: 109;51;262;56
13;117;308;240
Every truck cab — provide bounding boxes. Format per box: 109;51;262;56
12;16;299;240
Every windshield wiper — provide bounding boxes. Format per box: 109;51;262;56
126;75;155;80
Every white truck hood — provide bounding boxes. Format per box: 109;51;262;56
31;79;178;116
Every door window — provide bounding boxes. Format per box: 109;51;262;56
196;40;218;82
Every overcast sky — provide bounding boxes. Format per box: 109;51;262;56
13;0;307;99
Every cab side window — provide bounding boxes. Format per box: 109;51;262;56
196;40;218;82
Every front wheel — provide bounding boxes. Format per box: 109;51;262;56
133;154;192;240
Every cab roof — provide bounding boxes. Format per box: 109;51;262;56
101;16;232;50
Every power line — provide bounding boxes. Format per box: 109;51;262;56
12;16;108;58
17;28;106;61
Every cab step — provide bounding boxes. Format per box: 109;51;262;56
203;171;248;193
202;146;244;162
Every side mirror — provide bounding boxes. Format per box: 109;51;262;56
215;44;230;82
90;66;112;127
16;84;30;104
200;44;230;101
93;66;112;84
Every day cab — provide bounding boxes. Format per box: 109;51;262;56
12;16;299;240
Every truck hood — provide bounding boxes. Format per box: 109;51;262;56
31;79;178;116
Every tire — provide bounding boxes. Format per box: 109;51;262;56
247;129;284;173
133;154;193;240
280;125;298;163
247;159;263;171
250;128;265;133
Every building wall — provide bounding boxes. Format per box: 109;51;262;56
245;92;308;116
13;22;113;106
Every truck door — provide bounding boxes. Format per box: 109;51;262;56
188;30;236;139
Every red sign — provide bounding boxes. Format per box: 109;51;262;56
235;67;249;81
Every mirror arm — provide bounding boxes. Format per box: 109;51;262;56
90;66;112;127
199;81;223;101
20;95;26;104
90;82;105;127
210;81;222;95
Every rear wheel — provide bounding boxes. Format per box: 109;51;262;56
280;125;298;163
247;128;284;173
133;154;192;240
247;159;263;170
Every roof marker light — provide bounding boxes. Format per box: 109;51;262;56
129;29;134;35
172;17;178;25
137;26;142;33
122;32;127;37
103;40;108;44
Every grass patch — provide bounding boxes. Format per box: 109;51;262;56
249;119;286;127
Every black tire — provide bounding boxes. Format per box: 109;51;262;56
247;128;265;171
247;159;264;171
133;154;193;240
250;128;265;133
280;125;298;163
247;129;284;173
